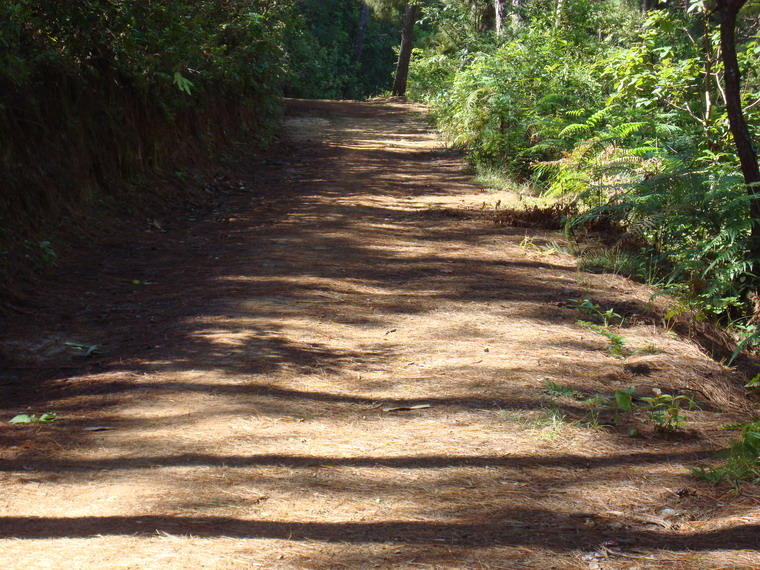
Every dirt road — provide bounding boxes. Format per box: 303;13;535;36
0;99;758;568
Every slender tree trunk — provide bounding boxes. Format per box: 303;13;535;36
392;1;417;97
352;2;371;64
717;0;760;270
471;1;492;33
495;0;506;35
555;0;564;27
701;4;714;127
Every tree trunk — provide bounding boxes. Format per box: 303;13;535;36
392;2;417;97
717;0;760;268
495;0;506;35
701;3;714;128
555;0;564;27
352;2;371;64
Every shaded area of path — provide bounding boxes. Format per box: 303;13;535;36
2;516;759;551
0;99;757;568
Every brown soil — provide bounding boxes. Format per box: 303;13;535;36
1;98;758;569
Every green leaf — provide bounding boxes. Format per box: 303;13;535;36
173;71;194;95
9;414;32;424
9;412;57;424
66;342;99;356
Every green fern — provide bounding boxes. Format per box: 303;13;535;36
609;121;648;139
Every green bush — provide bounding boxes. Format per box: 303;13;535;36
284;0;400;99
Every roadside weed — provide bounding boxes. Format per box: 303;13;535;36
569;295;622;326
582;388;634;426
10;413;57;424
577;320;627;357
746;373;760;394
542;379;585;400
638;388;697;432
520;237;562;257
532;405;574;440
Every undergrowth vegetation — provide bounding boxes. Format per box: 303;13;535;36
409;0;760;336
285;0;400;99
693;419;760;484
540;379;699;434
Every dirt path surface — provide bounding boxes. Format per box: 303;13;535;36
1;99;758;568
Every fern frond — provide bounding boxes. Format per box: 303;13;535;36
609;121;647;138
558;123;591;138
585;106;613;128
653;122;683;136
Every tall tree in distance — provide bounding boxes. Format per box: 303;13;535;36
353;2;372;64
716;0;760;271
363;0;416;96
494;0;506;35
392;1;418;95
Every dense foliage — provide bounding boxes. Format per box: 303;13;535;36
409;0;760;326
286;0;400;99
